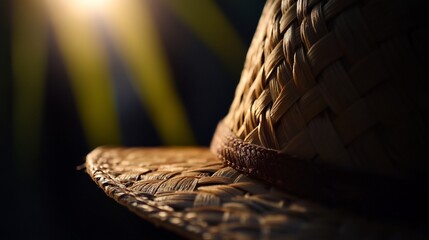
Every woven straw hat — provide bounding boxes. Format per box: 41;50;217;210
86;0;429;239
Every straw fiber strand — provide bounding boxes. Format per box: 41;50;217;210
225;0;428;176
86;147;423;239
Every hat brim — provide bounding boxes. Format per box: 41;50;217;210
85;146;423;239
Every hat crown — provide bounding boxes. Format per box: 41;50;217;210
224;0;428;176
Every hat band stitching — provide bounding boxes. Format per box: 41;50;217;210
211;119;429;219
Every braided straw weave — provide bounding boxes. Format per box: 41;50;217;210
86;147;425;239
86;0;428;239
225;0;428;175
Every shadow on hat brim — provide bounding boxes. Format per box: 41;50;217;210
86;146;426;239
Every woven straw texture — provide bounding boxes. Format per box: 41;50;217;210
86;147;425;240
86;0;429;239
225;0;428;176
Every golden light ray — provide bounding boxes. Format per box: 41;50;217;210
102;0;195;145
73;0;114;12
12;0;47;173
44;0;121;147
165;0;247;73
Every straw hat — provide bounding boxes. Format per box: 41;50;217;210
86;0;429;239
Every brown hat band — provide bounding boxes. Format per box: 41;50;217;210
211;120;429;219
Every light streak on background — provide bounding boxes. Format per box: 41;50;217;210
44;0;121;147
13;0;245;148
12;0;47;173
99;0;195;145
165;0;247;73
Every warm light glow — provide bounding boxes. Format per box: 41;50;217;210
45;0;117;16
75;0;114;13
44;0;122;147
44;0;196;146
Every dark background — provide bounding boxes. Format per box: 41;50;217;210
1;1;265;239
